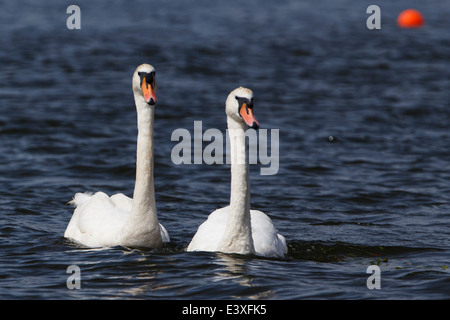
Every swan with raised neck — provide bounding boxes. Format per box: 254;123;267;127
64;64;169;248
187;87;286;258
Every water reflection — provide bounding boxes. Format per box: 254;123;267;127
212;253;276;299
212;253;252;283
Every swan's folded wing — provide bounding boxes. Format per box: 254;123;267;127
159;223;170;243
250;210;287;258
110;193;133;212
187;206;229;252
65;192;129;247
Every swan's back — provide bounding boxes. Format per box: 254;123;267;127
64;192;129;247
64;192;170;247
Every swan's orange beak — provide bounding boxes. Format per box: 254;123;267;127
239;103;260;129
141;77;157;105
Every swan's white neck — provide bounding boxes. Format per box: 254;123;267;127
120;95;162;247
217;116;255;255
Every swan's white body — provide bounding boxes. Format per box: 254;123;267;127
187;87;287;258
187;206;287;258
64;64;169;248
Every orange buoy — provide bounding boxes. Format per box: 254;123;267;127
397;9;425;28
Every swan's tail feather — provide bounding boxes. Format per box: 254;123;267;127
67;192;93;207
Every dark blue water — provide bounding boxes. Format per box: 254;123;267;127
0;0;449;300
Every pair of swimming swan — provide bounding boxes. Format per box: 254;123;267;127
64;64;287;258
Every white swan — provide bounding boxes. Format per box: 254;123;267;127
64;64;169;248
187;87;287;258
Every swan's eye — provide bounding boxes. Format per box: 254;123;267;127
145;72;156;89
138;72;145;87
235;97;245;109
138;71;156;90
235;96;253;107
